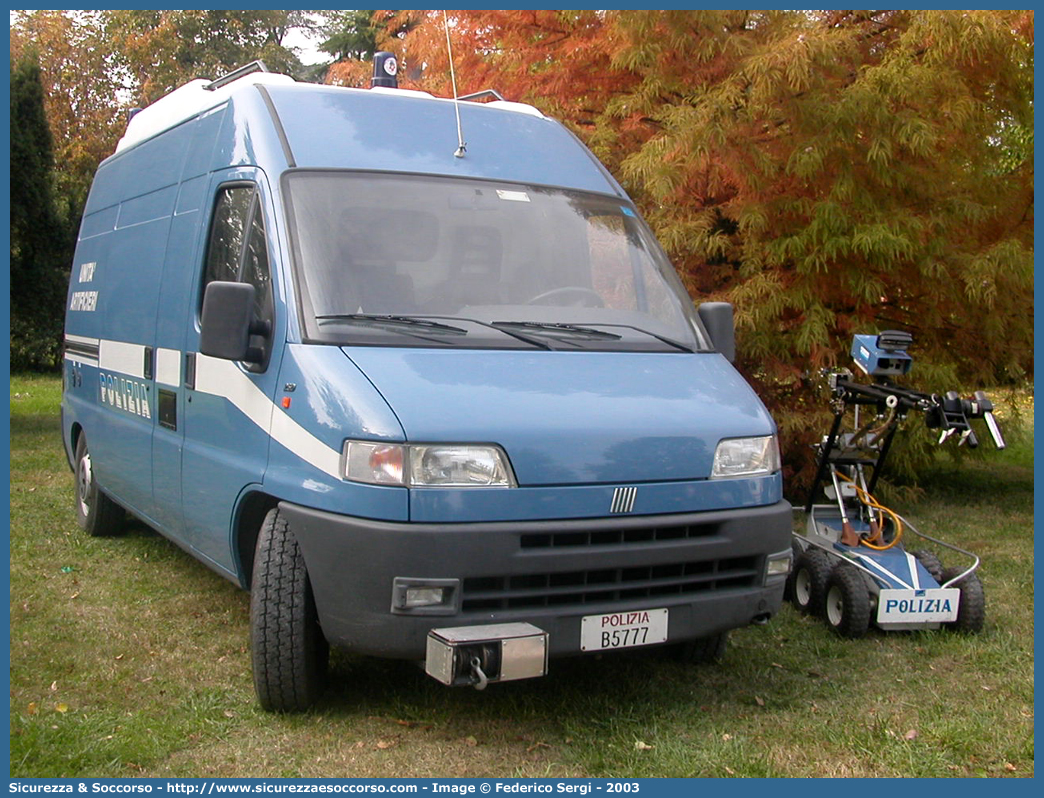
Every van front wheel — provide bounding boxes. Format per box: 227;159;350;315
74;435;124;536
250;507;329;711
675;631;728;664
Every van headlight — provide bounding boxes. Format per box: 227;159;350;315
711;435;781;478
343;441;516;487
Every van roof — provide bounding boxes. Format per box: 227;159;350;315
116;72;295;152
116;70;546;154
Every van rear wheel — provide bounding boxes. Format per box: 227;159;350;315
73;435;124;536
250;507;329;711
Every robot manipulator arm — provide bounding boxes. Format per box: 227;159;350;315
924;391;1006;449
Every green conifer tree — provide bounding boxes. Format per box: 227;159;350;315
10;51;69;370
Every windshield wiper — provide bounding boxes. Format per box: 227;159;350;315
591;324;695;353
491;321;622;340
315;314;468;336
495;321;694;353
418;316;553;350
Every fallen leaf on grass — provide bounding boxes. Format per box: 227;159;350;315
526;742;551;753
724;766;736;776
1005;763;1017;772
465;736;478;747
634;741;654;751
50;681;58;692
903;729;918;741
375;740;396;750
754;696;765;707
393;718;431;729
27;702;37;716
721;733;733;742
54;703;68;714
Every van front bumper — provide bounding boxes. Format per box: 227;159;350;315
280;499;793;660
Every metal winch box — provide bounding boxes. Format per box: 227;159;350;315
425;622;548;688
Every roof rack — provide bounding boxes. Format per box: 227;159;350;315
205;60;270;92
458;89;505;103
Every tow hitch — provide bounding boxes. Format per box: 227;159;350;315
425;623;548;689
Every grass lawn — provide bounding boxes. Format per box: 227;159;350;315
9;374;1034;777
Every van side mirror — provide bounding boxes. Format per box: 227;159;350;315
697;302;736;363
200;281;263;363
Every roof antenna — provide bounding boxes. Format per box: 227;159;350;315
443;10;466;158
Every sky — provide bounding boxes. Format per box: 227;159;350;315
10;9;332;69
282;18;327;67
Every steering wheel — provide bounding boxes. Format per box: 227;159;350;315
526;287;605;307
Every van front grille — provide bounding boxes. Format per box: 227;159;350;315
520;522;719;549
461;556;759;611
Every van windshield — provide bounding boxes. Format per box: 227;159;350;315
284;172;709;352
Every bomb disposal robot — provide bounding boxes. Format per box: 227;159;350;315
787;331;1005;637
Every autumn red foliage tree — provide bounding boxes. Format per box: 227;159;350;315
358;9;1033;488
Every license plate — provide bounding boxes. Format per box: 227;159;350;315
877;588;960;624
580;608;668;652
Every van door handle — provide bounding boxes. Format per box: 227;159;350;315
184;352;196;390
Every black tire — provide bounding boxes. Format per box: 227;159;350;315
941;566;986;634
73;434;124;536
251;507;329;711
824;564;871;638
676;631;728;664
911;549;944;584
783;541;801;603
789;547;832;615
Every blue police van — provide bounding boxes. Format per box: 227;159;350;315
62;60;792;710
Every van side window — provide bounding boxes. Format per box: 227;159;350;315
241;202;274;333
202;184;275;367
204;186;254;287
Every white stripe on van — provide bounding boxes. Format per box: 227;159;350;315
155;347;181;387
64;333;101;366
195;355;275;431
99;339;146;379
269;409;343;479
70;338;343;480
65;334;100;347
194;354;342;479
